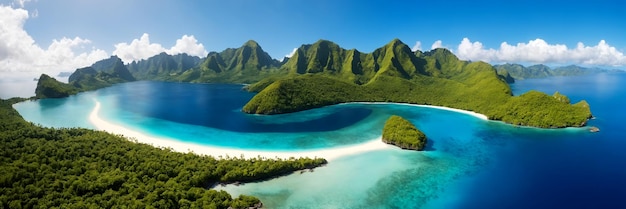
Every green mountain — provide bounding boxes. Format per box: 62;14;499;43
67;67;111;90
496;68;515;83
127;52;201;80
44;39;593;128
494;63;615;80
243;39;591;128
175;40;282;83
494;63;549;80
73;56;135;89
245;39;512;113
88;56;136;82
35;74;79;99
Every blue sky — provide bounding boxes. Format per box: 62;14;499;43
22;0;626;55
0;0;625;76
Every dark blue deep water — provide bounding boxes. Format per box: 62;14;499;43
109;82;372;133
458;73;626;209
14;72;626;208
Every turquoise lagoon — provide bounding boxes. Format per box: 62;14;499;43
14;73;626;208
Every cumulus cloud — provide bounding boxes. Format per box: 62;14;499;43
456;38;626;66
412;41;422;51
431;40;444;50
168;35;207;57
113;33;208;63
112;33;166;63
0;5;108;74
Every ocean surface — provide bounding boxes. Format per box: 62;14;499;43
13;72;626;208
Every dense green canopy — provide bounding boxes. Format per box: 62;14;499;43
242;39;592;128
0;99;326;208
34;74;79;99
382;115;427;151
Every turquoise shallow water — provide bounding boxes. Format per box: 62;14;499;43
13;73;626;208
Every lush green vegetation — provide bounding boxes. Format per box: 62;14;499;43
243;75;365;114
36;56;137;99
490;91;592;127
172;40;284;84
34;74;79;99
382;115;427;150
128;52;201;80
0;99;326;208
496;68;515;83
243;39;592;128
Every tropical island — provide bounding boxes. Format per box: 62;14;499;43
12;38;598;207
382;115;427;151
34;39;592;128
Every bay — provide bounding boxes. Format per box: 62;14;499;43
13;72;626;208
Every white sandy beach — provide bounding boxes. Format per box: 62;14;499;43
349;102;489;120
89;101;393;161
89;100;491;161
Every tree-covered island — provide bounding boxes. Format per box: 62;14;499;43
382;115;427;151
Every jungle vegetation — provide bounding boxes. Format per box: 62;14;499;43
0;99;326;208
382;115;427;151
242;39;592;128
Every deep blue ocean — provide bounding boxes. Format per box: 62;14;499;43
13;72;626;208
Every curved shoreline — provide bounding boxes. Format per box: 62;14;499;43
346;102;489;120
347;102;587;131
89;101;392;161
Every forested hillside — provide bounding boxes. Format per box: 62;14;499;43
0;99;326;208
243;39;592;128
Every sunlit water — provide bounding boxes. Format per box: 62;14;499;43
13;73;626;208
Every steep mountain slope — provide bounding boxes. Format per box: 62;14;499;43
127;53;201;80
36;56;137;97
51;39;592;128
243;39;591;128
35;74;79;99
175;40;282;83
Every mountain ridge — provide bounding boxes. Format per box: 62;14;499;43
241;39;591;128
495;63;619;81
36;38;594;128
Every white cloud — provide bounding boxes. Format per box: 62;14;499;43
456;38;626;66
0;5;108;74
167;35;208;57
113;33;208;63
431;40;443;50
285;48;297;58
412;41;422;51
112;33;166;63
